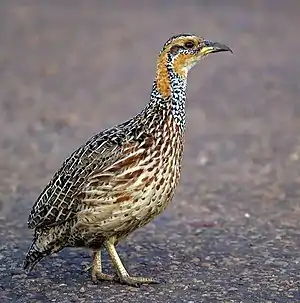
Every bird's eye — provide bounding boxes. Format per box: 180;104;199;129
184;41;195;49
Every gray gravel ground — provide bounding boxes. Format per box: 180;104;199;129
0;1;300;302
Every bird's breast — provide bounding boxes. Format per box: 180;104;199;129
77;118;184;238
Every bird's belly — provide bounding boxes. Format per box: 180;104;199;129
76;160;180;242
128;171;177;228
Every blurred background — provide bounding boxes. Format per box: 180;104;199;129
0;1;300;302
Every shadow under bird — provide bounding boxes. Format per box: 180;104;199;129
24;33;232;286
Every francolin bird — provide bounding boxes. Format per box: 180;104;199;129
24;34;232;286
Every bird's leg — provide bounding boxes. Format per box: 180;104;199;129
91;250;116;282
104;238;160;287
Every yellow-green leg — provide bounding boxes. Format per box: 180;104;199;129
91;250;116;282
104;238;160;287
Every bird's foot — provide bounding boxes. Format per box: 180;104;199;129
118;275;162;287
91;270;117;282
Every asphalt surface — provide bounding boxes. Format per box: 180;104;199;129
0;1;300;302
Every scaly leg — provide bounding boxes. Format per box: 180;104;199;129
91;250;116;282
104;238;160;287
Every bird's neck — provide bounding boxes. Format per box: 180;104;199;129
147;61;187;133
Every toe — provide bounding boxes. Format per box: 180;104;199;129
119;275;161;286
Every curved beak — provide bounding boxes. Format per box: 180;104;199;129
200;40;233;56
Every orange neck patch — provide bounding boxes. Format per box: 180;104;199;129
156;53;171;99
155;52;190;99
173;54;193;78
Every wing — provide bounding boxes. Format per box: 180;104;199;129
75;135;155;232
27;133;123;229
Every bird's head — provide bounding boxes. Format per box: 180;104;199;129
156;34;232;98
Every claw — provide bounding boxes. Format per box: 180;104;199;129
92;271;117;283
118;275;161;287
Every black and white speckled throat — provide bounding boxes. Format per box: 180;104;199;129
167;68;187;133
